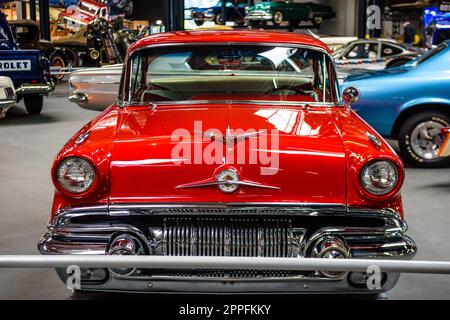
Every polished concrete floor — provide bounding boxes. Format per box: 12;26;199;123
0;87;449;299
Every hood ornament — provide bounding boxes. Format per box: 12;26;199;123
216;169;240;193
176;169;280;193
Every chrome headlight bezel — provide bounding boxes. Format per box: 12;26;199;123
360;160;399;196
56;157;96;194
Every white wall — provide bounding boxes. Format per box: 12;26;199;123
294;0;358;36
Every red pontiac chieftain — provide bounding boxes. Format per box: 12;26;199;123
38;31;417;294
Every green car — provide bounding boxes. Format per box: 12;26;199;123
247;1;335;28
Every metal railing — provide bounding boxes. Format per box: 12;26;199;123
1;256;450;275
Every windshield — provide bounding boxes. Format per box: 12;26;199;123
125;45;339;105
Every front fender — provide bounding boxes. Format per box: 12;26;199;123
398;97;450;114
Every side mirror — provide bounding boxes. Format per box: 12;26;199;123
343;87;360;105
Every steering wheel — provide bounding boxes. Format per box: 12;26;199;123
267;85;310;96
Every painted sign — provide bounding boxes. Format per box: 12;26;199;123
0;60;32;71
439;1;450;12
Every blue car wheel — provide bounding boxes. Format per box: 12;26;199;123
399;111;450;168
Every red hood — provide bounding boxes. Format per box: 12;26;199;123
108;104;346;205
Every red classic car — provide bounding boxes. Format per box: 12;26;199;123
38;31;416;294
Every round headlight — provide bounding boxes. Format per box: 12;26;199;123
56;157;96;194
360;160;398;196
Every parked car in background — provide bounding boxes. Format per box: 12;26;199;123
423;7;450;48
333;39;422;71
9;20;52;54
247;1;335;28
0;13;54;115
342;41;450;168
68;63;122;110
305;30;357;52
58;0;112;31
49;0;79;7
438;128;450;158
0;76;16;118
39;30;416;294
190;7;209;25
192;1;246;26
51;18;138;79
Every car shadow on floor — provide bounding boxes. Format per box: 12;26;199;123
69;291;387;301
0;106;56;125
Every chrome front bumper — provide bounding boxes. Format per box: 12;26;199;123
248;11;273;20
204;13;215;20
0;96;16;118
16;82;55;96
38;204;417;293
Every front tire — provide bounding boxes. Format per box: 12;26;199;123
194;20;204;26
51;54;68;81
214;13;224;25
312;16;323;28
24;95;43;115
399;111;450;168
250;20;261;28
272;11;284;26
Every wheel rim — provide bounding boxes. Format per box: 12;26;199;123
216;14;223;24
274;12;283;24
410;120;446;160
52;57;66;80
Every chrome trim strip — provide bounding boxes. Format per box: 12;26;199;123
175;180;280;190
118;100;335;108
52;204;405;223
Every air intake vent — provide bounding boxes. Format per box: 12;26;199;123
4;87;14;98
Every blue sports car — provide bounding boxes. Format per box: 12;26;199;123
342;41;450;168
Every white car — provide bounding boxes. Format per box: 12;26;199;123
68;64;122;111
332;39;421;71
0;76;17;118
304;31;357;52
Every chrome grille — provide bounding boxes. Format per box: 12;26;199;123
162;218;293;257
3;87;14;98
153;270;295;279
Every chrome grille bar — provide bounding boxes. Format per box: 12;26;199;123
163;218;293;257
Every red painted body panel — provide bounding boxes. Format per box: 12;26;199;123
108;105;346;205
128;31;332;54
49;31;405;221
50;103;405;220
